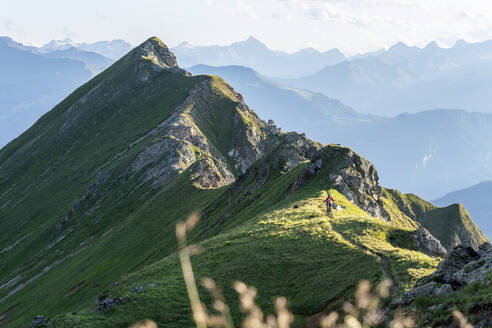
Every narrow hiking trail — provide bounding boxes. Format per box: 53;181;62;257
378;253;397;295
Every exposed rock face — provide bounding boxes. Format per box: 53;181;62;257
286;145;390;219
388;243;492;327
413;226;447;258
453;242;492;286
277;133;322;171
190;157;235;189
130;78;270;189
391;243;491;313
139;37;179;69
97;297;127;311
391;281;438;307
419;244;481;288
321;146;388;219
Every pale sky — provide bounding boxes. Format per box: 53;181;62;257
2;0;492;55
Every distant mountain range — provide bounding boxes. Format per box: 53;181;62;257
188;64;375;136
172;36;346;78
41;47;113;74
434;181;492;239
190;64;492;201
173;37;492;116
38;38;132;60
0;37;92;147
0;37;132;147
278;40;492;116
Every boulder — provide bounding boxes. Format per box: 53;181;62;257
29;315;50;328
413;226;447;258
420;245;479;287
434;283;453;295
391;281;437;307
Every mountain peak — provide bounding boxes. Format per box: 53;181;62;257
389;41;410;51
424;41;440;50
455;38;469;47
245;36;262;44
238;36;268;50
136;37;179;68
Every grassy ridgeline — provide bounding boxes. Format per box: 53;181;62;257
46;165;439;327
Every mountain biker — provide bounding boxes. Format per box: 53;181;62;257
324;194;335;216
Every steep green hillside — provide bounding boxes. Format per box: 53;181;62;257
417;204;488;250
0;37;487;328
434;181;492;238
40;147;440;328
383;189;488;250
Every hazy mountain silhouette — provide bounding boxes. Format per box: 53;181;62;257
173;36;346;78
278;39;492;116
0;37;92;147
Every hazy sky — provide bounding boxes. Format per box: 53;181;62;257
2;0;492;55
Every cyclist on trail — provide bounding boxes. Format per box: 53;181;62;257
324;193;336;217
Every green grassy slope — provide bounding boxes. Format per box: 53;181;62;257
417;204;488;250
40;150;440;328
383;189;488;250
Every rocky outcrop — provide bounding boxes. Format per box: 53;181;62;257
413;226;447;258
53;169;110;238
190;157;235;188
28;315;50;328
388;243;492;327
139;37;179;69
97;297;127;311
129;77;271;189
392;243;491;306
277;133;322;171
323;147;389;219
286;145;394;219
418;244;481;288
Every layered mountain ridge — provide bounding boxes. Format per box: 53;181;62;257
172;36;346;78
0;37;488;328
279;39;492;115
188;64;492;201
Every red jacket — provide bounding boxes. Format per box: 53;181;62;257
324;196;334;203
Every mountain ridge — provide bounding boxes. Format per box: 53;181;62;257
172;36;346;78
278;38;492;116
434;181;492;239
183;64;492;201
0;37;488;327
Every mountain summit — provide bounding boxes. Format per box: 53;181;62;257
0;37;488;327
137;37;179;69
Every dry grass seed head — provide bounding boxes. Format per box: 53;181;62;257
320;311;339;328
452;310;473;328
130;320;158;328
